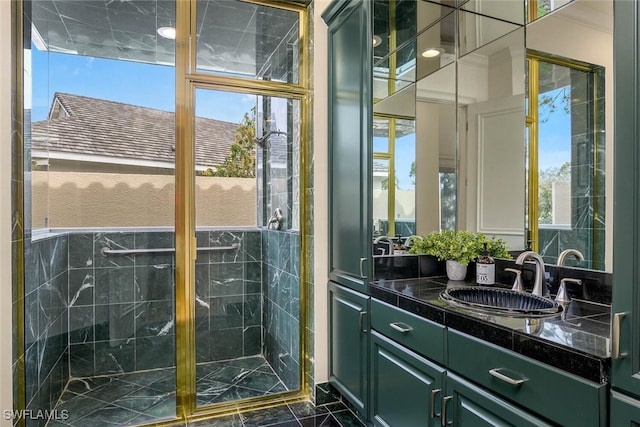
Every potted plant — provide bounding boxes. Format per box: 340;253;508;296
407;231;510;280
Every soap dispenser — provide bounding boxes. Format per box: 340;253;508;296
476;243;495;285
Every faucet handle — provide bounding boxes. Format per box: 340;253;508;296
504;268;525;293
555;278;583;304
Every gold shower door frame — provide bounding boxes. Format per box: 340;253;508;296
173;0;312;422
526;52;600;255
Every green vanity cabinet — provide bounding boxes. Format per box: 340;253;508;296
328;281;370;415
442;372;553;427
322;0;373;293
369;331;445;427
610;391;640;425
612;0;640;419
447;329;607;427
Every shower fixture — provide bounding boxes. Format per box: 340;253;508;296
268;208;283;230
254;130;287;148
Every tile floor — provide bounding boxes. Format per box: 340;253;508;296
183;401;366;427
46;356;333;427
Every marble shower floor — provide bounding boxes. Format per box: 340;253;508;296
47;356;289;427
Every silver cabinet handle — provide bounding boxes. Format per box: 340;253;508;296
441;395;452;427
613;312;627;359
430;388;441;419
389;322;413;333
489;368;527;385
359;257;366;278
359;311;368;333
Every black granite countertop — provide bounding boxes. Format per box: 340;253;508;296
369;276;611;384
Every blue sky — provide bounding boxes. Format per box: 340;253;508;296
33;48;566;183
31;49;253;125
373;133;416;190
538;87;571;170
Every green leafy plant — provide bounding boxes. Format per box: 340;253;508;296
407;230;511;265
475;233;512;259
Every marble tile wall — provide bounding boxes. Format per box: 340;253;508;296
11;75;23;427
67;231;176;377
194;229;263;362
21;226;303;419
262;229;301;391
24;234;69;426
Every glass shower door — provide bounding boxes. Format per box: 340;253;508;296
192;88;301;408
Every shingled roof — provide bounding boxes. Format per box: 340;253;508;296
31;93;240;169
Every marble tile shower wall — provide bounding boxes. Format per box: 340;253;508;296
21;228;289;420
539;68;606;271
262;229;300;391
24;234;69;424
194;229;263;362
67;231;176;377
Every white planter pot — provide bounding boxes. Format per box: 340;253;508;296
446;260;468;281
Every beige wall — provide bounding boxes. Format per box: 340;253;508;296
313;0;330;385
1;0;14;423
32;172;256;228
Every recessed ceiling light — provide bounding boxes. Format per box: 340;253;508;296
157;26;176;40
373;35;382;47
421;48;444;58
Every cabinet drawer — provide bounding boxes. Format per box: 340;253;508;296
447;329;607;427
371;299;445;364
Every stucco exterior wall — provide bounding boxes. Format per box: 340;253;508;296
32;172;256;228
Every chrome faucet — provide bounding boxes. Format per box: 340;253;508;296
515;250;547;297
555;249;585;304
404;235;421;247
267;208;283;230
557;249;584;266
373;235;394;256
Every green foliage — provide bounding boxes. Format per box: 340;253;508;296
407;230;511;266
381;175;398;190
409;161;415;186
476;233;512;259
439;172;456;231
203;109;256;178
538;162;571;224
539;86;570;123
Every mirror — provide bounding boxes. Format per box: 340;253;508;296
525;0;612;271
372;0;612;272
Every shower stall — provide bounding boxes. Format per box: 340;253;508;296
16;0;311;425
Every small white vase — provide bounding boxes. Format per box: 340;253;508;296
446;260;467;281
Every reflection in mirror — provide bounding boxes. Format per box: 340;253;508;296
461;0;525;25
527;57;605;270
373;0;417;102
458;10;521;57
526;0;612;271
457;27;526;250
374;0;612;271
372;117;416;238
373;0;418;62
527;0;574;22
416;10;455;81
417;0;456;34
415;62;457;234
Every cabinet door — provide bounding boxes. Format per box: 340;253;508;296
370;331;445;427
612;0;640;399
443;373;553;427
610;390;640;425
323;0;372;292
328;281;370;415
